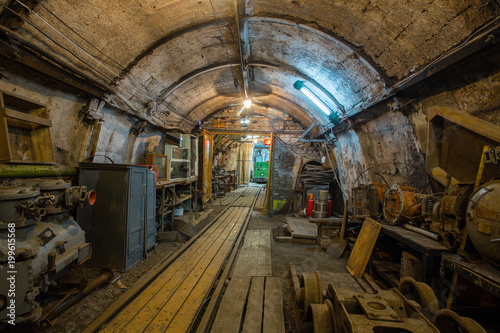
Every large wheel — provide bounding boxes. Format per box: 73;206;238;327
398;276;439;321
433;309;486;333
305;300;335;333
303;271;323;311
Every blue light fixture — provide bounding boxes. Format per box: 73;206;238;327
294;80;340;125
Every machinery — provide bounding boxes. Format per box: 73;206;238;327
466;179;500;266
0;179;94;323
299;271;486;333
352;183;387;219
422;183;474;249
382;184;426;224
254;161;269;183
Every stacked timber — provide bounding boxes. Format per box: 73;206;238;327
298;164;335;185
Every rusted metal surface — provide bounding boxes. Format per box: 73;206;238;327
307;300;334;333
302;271;323;312
398;276;440;322
466;179;500;266
326;283;439;333
433;309;487;333
382;184;426;224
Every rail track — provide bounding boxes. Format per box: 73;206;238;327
84;186;262;333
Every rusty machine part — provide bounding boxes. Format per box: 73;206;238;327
325;283;439;333
0;179;95;324
300;271;323;312
304;300;335;333
40;269;114;328
424;183;474;249
312;190;329;218
433;309;486;333
398;277;440;322
352;183;387;219
382;184;426;225
466;179;500;266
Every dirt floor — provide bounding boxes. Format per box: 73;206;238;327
8;199;351;333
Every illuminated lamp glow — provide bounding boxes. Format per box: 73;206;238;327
243;99;252;108
294;80;332;116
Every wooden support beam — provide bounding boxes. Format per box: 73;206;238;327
428;106;500;143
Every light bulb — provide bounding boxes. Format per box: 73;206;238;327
243;100;252;108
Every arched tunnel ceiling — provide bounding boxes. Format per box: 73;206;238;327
1;0;495;132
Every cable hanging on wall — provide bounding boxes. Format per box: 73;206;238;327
208;0;245;103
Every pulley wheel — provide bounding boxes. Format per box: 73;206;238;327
303;271;323;311
433;309;486;333
306;299;335;333
398;276;439;321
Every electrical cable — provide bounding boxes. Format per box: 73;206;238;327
323;143;346;200
83;154;115;164
208;0;245;102
0;3;114;83
4;2;156;103
374;172;390;187
274;135;322;161
37;2;124;70
352;162;426;188
14;0;120;78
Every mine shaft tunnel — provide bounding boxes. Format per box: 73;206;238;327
0;0;500;332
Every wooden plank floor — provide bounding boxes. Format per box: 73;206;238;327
254;187;267;209
213;187;247;206
233;229;272;277
232;186;260;207
211;277;285;333
101;207;250;333
285;217;317;239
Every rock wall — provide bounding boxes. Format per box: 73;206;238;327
0;66;171;166
333;43;500;202
0;66;90;164
268;134;322;214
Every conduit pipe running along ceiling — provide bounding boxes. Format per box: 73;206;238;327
0;0;496;132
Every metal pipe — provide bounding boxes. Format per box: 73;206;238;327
0;164;77;178
41;269;114;326
403;223;440;241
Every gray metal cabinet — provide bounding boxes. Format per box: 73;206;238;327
145;170;156;251
78;163;148;272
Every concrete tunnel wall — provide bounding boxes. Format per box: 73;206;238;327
1;42;500;206
0;1;499;210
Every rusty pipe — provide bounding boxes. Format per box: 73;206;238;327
403;224;440;241
42;269;114;324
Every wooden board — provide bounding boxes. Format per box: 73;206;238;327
346;217;381;279
263;277;285;333
255;187;267;209
210;277;252;333
232;186;260;207
214;186;257;206
242;277;265;333
233;229;272;277
285;217;317;239
211;276;284;333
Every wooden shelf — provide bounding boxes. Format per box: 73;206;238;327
0;91;54;164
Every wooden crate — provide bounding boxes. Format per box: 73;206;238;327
0;91;54;164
